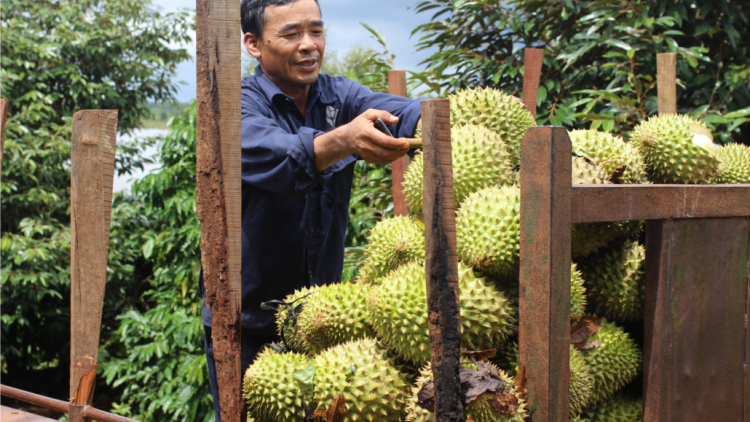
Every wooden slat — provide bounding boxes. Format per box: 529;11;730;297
69;110;118;419
196;0;242;420
522;48;544;120
643;218;749;421
1;406;57;422
389;70;410;217
657;53;677;115
519;127;571;422
421;99;464;421
745;226;750;422
1;99;9;175
570;184;750;223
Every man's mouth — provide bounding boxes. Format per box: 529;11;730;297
295;58;318;71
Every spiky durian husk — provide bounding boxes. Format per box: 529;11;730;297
243;348;311;422
448;87;536;164
715;143;750;184
402;124;514;215
571;222;629;258
569;130;647;184
367;261;516;366
581;240;645;322
276;286;316;353
297;283;374;354
579;319;642;405
406;360;527;422
580;392;643;422
630;114;719;184
572;156;609;184
456;185;521;276
570;264;587;323
357;216;425;285
312;338;410;422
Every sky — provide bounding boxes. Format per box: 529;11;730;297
154;0;438;102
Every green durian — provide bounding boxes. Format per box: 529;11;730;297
630;114;719;184
569;129;647;184
715;143;750;184
570;263;587;323
297;282;374;354
367;261;516;366
357;216;425;285
579;319;642;405
456;185;521;277
571;222;629;258
572;156;609;184
312;338;410;422
580;392;643;422
448;87;536;164
406;360;527;422
581;240;646;322
276;286;315;353
402;124;514;215
243;347;311;422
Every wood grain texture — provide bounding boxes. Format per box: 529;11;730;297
522;49;544;120
0;99;8;175
389;70;410;217
1;405;57;422
657;53;677;115
519;126;571;422
70;110;118;418
195;0;242;420
421;99;464;422
644;218;749;422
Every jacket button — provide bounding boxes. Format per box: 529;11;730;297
309;225;315;233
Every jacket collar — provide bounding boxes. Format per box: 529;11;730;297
255;65;337;107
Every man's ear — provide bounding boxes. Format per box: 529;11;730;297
244;32;262;59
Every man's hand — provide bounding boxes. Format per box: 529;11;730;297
314;109;411;171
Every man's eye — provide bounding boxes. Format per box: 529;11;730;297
284;33;298;38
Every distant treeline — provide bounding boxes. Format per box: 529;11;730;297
141;101;192;129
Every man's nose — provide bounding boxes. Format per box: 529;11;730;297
299;32;317;52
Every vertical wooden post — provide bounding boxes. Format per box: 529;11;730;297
196;0;243;421
522;48;545;120
421;99;463;422
519;127;572;422
69;110;118;422
643;218;749;422
389;70;410;217
657;53;677;115
0;99;9;175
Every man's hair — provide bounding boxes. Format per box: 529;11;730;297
241;0;321;38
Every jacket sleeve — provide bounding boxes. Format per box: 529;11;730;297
345;81;422;138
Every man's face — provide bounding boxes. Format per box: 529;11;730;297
246;0;325;90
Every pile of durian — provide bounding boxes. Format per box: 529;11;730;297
242;87;750;422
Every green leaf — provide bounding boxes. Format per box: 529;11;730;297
294;361;317;402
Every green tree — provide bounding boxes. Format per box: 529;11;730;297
0;0;193;400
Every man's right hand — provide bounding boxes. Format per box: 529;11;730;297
314;109;411;172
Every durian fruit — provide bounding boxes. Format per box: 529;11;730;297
367;261;516;366
276;286;316;353
297;282;374;354
578;319;642;405
580;392;643;422
357;216;425;285
406;360;527;422
581;240;646;322
402;124;514;215
715;143;750;184
243;347;311;422
312;338;410;422
572;156;610;184
569;130;647;184
456;185;521;277
570;264;587;323
630;114;720;184
448;87;536;164
571;222;629;258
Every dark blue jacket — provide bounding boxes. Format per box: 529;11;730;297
200;67;422;333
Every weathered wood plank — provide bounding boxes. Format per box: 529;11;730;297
522;48;544;120
70;110;118;420
422;99;463;422
657;53;677;115
196;0;243;420
519;126;571;422
1;99;9;175
644;218;749;422
1;405;57;422
389;70;410;217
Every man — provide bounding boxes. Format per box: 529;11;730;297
200;0;422;418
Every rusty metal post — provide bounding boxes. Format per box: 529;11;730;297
519;126;572;422
421;99;464;422
389;70;410;217
522;49;544;120
643;218;749;421
196;0;243;420
70;110;118;422
657;53;677;115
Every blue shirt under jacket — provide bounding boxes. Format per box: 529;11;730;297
200;66;422;333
